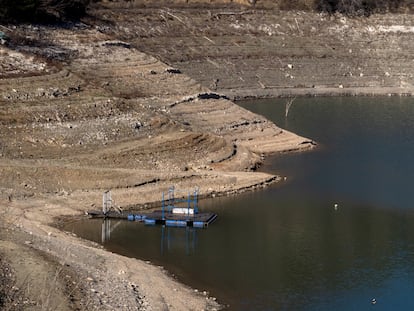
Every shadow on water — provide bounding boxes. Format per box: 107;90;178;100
65;97;414;310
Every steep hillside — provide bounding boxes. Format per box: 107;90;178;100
90;2;414;99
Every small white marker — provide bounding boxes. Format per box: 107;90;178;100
371;298;377;305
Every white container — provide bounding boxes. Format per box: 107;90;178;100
172;208;194;215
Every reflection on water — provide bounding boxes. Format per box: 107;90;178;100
101;219;122;243
100;219;198;256
160;226;198;256
66;97;414;310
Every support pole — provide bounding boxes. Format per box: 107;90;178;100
187;191;191;221
103;190;111;215
194;188;199;214
162;192;165;220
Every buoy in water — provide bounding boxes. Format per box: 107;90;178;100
334;203;338;210
371;298;377;305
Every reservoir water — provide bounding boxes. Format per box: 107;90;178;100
65;97;414;310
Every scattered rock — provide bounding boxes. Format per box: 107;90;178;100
101;40;131;48
165;68;182;74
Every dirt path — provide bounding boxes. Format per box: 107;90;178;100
1;1;412;310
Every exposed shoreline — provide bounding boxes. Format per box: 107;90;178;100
228;86;414;100
0;21;314;311
2;2;414;309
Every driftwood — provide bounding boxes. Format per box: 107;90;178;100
285;97;296;118
213;10;252;18
0;25;13;32
160;10;186;25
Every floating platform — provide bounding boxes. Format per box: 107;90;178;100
93;187;217;228
87;210;218;228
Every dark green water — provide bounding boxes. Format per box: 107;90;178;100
65;97;414;310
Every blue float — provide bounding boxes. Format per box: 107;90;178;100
144;219;156;225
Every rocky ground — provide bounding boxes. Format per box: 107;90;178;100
100;1;414;98
1;0;413;310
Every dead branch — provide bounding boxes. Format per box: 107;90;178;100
285;97;296;118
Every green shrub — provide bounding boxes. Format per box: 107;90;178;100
315;0;406;16
0;0;91;22
0;0;39;21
